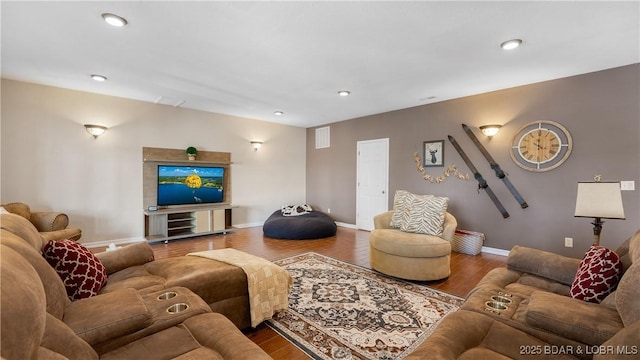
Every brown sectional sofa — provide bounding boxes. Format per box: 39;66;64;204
410;229;640;359
95;241;253;329
0;213;271;359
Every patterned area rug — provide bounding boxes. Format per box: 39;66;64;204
267;253;463;360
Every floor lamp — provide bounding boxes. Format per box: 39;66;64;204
574;181;625;246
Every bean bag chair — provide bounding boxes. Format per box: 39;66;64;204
263;210;337;240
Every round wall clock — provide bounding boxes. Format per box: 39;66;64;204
510;120;573;172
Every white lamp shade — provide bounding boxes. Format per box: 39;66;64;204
574;182;625;219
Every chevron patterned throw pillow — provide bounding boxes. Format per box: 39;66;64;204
398;195;449;236
390;190;418;228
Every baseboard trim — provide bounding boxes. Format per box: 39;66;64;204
235;221;357;229
481;246;510;257
336;222;357;229
83;237;146;250
234;222;264;228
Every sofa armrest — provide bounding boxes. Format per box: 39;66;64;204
64;288;152;346
507;245;581;286
183;313;272;359
407;310;569;360
30;211;69;232
95;242;155;275
40;228;82;242
595;320;640;360
525;291;623;345
373;211;394;229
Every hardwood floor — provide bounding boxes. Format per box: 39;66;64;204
148;226;507;359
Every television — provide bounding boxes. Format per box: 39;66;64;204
157;165;225;206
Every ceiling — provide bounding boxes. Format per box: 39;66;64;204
2;1;638;128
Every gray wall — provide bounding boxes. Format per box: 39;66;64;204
306;64;639;257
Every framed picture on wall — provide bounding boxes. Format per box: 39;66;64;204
423;140;444;167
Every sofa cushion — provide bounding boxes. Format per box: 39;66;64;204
0;213;46;251
570;245;622;303
1;230;71;319
42;314;98;359
525;290;623;345
596;320;640;360
370;229;451;258
95;242;155;275
399;195;449;236
64;288;152;346
42;239;108;301
507;245;581;286
616;262;640;326
1;246;48;360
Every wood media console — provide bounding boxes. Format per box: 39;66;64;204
144;205;233;243
142;147;234;243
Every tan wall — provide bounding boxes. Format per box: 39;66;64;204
1;79;307;244
306;64;640;257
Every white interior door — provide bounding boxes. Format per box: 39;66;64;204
356;138;389;230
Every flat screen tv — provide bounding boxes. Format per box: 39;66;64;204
157;165;225;206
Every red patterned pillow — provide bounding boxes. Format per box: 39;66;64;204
42;239;108;301
570;245;622;303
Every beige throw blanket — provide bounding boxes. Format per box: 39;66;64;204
187;249;292;327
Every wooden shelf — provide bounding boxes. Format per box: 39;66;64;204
143;159;233;166
143;147;231;164
144;205;234;243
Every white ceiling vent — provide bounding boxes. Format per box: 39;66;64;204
154;96;185;107
315;126;330;149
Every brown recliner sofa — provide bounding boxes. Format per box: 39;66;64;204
1;212;254;329
0;213;272;359
2;201;82;241
95;243;254;329
410;229;640;359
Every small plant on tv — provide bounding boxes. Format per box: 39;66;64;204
186;146;197;160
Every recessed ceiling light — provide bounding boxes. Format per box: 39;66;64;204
101;13;128;27
91;74;107;82
500;39;522;50
274;111;284;116
338;90;351;96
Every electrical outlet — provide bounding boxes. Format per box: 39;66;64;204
327;208;331;214
564;237;573;248
621;181;635;191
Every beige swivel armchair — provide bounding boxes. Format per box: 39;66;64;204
369;210;457;281
1;202;81;241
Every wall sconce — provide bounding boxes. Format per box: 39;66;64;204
479;125;502;137
250;141;263;151
84;124;108;139
574;179;625;246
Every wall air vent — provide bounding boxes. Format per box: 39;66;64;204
315;126;330;149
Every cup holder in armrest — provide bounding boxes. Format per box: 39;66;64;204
166;303;189;314
491;295;512;304
484;300;508;314
157;291;178;300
